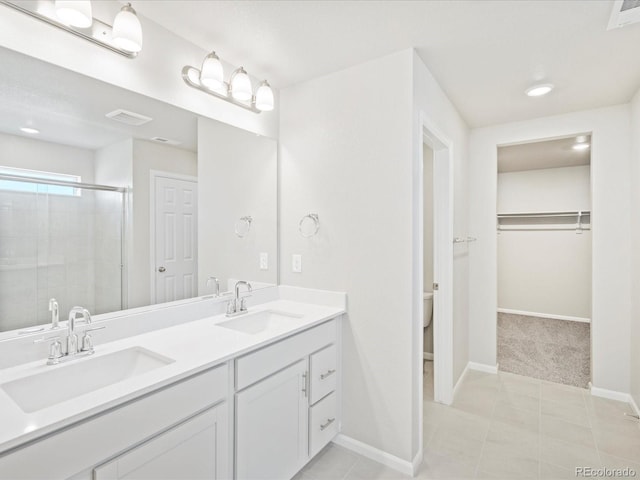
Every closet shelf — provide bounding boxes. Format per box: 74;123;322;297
497;210;590;233
497;210;590;219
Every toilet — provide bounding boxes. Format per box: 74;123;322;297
423;291;433;328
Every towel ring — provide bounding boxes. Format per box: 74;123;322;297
299;213;320;238
235;216;252;238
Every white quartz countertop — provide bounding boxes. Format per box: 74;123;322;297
0;299;344;453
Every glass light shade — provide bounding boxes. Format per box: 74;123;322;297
255;81;274;111
55;0;92;28
525;83;554;97
112;3;143;53
231;68;252;102
200;52;224;90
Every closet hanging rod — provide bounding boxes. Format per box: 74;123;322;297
498;226;592;232
497;211;590;219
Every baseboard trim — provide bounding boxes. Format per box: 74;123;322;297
332;434;414;476
452;363;470;400
411;449;424;476
498;308;590;323
630;394;640;417
467;361;499;374
423;352;434;360
590;385;633;404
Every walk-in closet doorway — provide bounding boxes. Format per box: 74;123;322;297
496;135;592;388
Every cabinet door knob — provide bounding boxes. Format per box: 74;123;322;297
158;266;166;273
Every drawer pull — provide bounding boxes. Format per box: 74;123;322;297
320;418;336;431
320;369;336;380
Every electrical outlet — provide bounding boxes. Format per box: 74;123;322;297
260;252;268;270
292;254;302;273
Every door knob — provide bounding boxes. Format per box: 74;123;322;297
158;266;166;273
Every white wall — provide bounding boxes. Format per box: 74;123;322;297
0;132;94;181
0;1;277;138
131;140;197;308
280;50;415;462
279;48;469;465
497;166;591;319
95;139;133;312
630;88;640;409
497;166;591;213
469;105;631;394
197;118;277;295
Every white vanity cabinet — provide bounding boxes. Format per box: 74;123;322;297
93;403;227;480
235;359;309;480
234;318;340;480
0;365;229;480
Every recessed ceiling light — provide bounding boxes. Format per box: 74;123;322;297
525;83;554;97
20;127;39;134
572;143;590;151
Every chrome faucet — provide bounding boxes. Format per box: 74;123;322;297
34;306;105;365
67;306;92;355
48;298;59;330
226;281;252;317
206;276;220;297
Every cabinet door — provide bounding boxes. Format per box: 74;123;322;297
235;359;308;480
94;403;228;480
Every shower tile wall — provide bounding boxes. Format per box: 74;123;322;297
0;188;122;332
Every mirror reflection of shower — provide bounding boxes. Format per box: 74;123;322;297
0;168;125;333
423;143;435;400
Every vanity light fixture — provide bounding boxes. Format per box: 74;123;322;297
0;0;143;58
525;83;554;97
182;53;275;114
54;0;92;28
200;51;225;90
112;3;143;53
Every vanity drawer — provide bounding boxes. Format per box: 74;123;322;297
310;344;337;405
235;319;336;391
309;391;338;457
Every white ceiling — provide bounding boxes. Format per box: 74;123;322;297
134;0;640;128
0;47;197;151
497;136;591;173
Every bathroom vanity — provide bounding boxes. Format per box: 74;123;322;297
0;287;345;480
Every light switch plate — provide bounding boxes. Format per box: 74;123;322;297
292;254;302;273
260;252;268;270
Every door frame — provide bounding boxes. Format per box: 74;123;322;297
415;111;455;418
149;170;198;305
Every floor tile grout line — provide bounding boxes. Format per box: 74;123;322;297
340;456;360;480
471;381;500;479
538;380;542;479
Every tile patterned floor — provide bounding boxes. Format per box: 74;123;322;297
497;313;590;388
294;365;640;479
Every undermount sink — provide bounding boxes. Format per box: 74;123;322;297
0;347;174;413
216;310;304;335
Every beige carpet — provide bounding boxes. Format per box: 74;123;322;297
497;312;590;388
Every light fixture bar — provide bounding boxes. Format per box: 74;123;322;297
0;0;137;58
181;65;262;114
